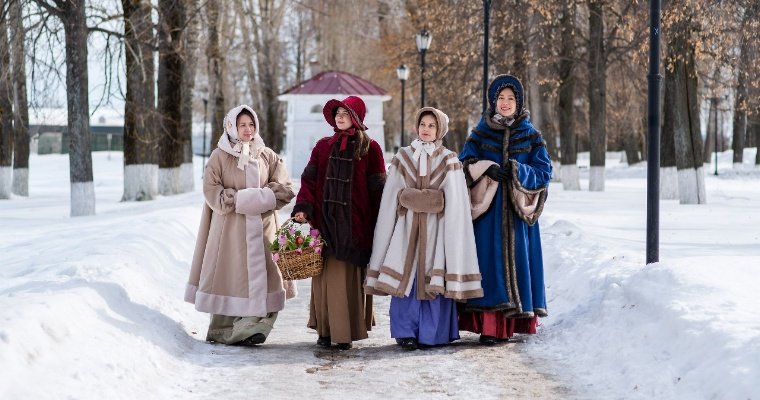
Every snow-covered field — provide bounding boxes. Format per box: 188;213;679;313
1;149;758;399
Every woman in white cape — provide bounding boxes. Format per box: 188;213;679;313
365;107;483;350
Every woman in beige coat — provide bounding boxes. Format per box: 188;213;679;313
185;105;295;346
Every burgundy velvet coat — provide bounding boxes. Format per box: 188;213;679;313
293;136;386;266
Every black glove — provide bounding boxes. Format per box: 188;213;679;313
484;164;510;182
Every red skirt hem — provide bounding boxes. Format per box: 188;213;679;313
458;310;538;339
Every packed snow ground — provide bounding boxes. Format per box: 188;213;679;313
1;149;758;399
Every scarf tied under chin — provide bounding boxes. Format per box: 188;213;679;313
411;139;437;176
328;128;356;152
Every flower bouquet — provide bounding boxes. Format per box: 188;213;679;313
270;218;325;280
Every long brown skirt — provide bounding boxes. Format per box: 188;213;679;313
308;256;374;344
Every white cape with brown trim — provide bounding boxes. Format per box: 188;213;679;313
365;144;483;301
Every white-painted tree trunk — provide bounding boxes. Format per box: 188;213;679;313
12;168;28;196
179;162;194;193
71;181;95;216
159;167;182;195
589;166;605;192
123;164;158;201
551;161;562;182
561;164;581;190
0;167;11;199
660;166;679;200
677;167;707;204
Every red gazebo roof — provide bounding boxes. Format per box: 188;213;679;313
280;70;387;96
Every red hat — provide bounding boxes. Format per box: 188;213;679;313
323;95;368;130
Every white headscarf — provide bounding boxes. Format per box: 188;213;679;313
410;107;450;176
217;104;265;170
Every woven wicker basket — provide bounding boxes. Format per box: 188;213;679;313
276;246;324;280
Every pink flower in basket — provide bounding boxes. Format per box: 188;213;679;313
310;229;320;237
314;247;322;254
272;252;280;262
278;235;287;246
296;248;302;254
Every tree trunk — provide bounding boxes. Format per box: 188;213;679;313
755;124;760;166
732;28;751;167
622;121;642;165
558;0;579;190
703;96;717;164
236;4;261;111
122;0;158;201
64;0;95;215
668;18;705;204
587;0;606;191
10;0;29;196
0;0;13;199
206;0;225;150
249;0;286;153
157;0;186;195
180;0;199;192
660;62;679;199
512;0;529;85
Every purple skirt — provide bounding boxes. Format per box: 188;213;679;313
389;278;460;346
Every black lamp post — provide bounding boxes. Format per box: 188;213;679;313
415;28;432;107
396;64;409;148
714;98;720;176
202;98;208;177
482;0;492;114
646;0;662;264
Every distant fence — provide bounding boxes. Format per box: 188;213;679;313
30;125;124;154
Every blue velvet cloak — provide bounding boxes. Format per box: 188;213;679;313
459;113;552;317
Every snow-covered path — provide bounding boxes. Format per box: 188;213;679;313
3;150;759;399
0;153;573;400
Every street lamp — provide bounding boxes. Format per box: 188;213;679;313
646;0;662;264
482;0;492;114
396;64;409;148
202;98;208;178
415;28;432;107
714;97;720;176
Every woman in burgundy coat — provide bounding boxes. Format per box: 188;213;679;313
293;95;386;350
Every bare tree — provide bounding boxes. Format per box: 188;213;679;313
180;0;199;192
10;0;29;197
587;0;605;191
157;0;186;195
205;0;225;150
122;0;157;201
245;0;287;152
0;0;13;199
664;2;706;204
29;0;95;215
731;2;758;168
558;0;580;190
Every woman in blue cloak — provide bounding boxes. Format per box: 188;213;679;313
458;74;552;345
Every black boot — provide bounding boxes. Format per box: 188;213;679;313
398;338;418;350
479;335;497;346
316;336;331;348
239;333;266;346
336;342;352;350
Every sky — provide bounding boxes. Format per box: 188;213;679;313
1;149;759;399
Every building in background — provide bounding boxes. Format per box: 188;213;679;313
278;70;390;178
28;108;124;154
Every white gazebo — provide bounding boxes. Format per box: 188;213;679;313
278;70;391;177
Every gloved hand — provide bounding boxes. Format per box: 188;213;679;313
484;164;511;182
266;182;293;202
220;188;236;212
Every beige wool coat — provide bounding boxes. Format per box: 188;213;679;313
185;105;295;317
